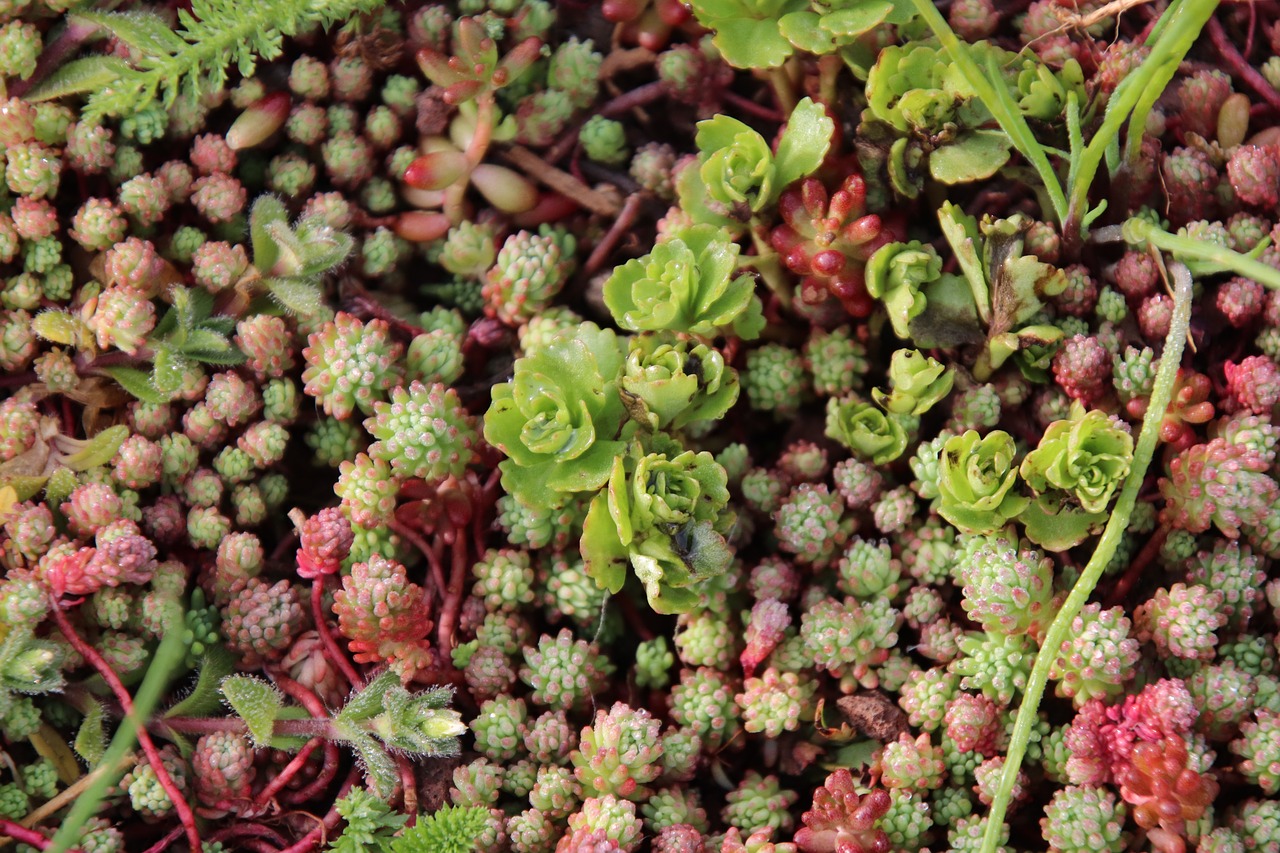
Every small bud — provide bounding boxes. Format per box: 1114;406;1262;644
227;92;291;151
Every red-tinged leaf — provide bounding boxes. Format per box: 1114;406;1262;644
403;150;470;191
394;211;452;243
226;91;290;150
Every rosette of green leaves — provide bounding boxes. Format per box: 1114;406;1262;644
484;324;628;507
603;225;764;340
873;349;954;416
582;436;734;614
936;429;1028;535
825;396;910;464
862;41;1014;193
619;333;740;431
677;98;833;228
1017;403;1134;551
865;241;941;339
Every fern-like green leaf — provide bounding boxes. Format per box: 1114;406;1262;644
328;789;407;853
74;0;387;120
387;806;487;853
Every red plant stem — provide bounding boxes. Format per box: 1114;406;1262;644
585;192;646;276
436;535;471;651
254;737;323;807
139;826;184;853
207;823;291;848
161;716;331;738
311;578;361;688
1207;16;1280;113
599;80;667;118
282;741;342;805
277;768;359;853
0;820;80;852
240;839;280;853
49;605;202;853
721;90;786;123
1105;525;1170;608
389;517;447;603
397;754;418;814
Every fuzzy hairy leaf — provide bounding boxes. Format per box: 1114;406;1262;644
101;366;168;404
75;0;387;121
74;701;107;767
221;675;283;748
22;56;132;103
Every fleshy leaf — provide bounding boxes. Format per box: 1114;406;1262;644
929;130;1013;184
60;425;129;472
774;97;835;193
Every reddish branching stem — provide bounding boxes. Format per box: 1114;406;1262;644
586;193;647;275
1105;525;1170;608
0;820;81;852
1207;16;1280;113
282;741;343;805
311;578;362;688
435;536;471;651
49;605;202;852
254;738;323;807
139;826;184;853
276;768;360;853
207;822;291;848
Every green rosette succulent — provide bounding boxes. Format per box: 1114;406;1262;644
484;324;628;507
865;241;941;339
603;225;765;340
825;397;910;464
1018;403;1134;551
619;333;740;431
936;429;1029;535
677;97;833;228
582;437;734;614
777;0;915;55
1022;404;1133;514
873;349;954;416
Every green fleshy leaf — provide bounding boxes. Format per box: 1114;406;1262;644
778;11;835;54
774;97;835;193
821;2;894;37
1019;494;1106;552
711;17;795;69
32;310;84;346
929;130;1013;184
220;674;282;748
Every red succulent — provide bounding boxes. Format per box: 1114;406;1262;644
770;175;902;319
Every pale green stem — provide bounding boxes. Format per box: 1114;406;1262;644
1125;217;1280;290
979;260;1194;853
